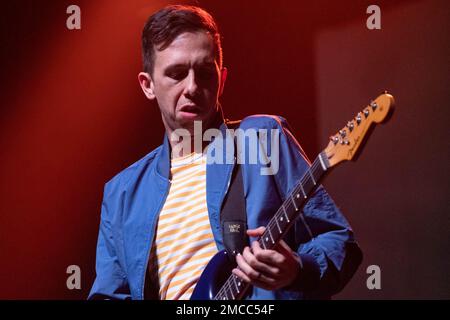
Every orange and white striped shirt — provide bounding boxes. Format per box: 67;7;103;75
149;150;218;300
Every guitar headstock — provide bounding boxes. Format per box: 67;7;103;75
324;92;395;168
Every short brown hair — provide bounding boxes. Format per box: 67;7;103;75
141;5;223;74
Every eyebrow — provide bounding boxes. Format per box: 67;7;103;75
163;61;216;72
163;63;187;72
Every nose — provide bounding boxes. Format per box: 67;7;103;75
183;69;199;98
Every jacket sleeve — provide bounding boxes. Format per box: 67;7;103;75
88;181;131;300
272;116;363;298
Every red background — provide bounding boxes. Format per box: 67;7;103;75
0;0;449;299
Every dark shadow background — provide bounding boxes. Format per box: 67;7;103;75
0;0;448;299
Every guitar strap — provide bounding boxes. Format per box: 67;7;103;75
220;120;249;259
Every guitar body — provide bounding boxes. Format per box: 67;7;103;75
190;250;237;300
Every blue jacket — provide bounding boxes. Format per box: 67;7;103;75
88;115;362;300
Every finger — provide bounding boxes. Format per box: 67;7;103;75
246;226;266;237
232;267;251;284
251;240;281;277
242;243;279;278
238;248;279;285
250;240;285;266
238;247;263;280
242;247;267;280
232;267;277;291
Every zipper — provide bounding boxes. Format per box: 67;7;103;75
140;178;171;299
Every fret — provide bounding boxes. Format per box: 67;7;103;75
276;210;288;231
236;276;243;290
274;215;282;234
228;282;235;299
302;173;315;196
224;285;231;300
221;291;227;300
263;233;272;246
263;234;269;245
219;288;226;300
266;226;275;244
299;182;307;199
291;194;299;211
217;291;226;300
232;275;240;294
260;237;267;249
282;204;290;223
224;280;234;300
308;169;316;185
312;160;322;179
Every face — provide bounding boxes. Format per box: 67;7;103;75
138;31;227;136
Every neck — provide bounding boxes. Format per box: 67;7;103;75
168;113;224;159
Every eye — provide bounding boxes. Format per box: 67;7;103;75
167;70;188;81
165;66;188;81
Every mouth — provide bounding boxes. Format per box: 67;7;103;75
179;104;203;120
180;104;201;113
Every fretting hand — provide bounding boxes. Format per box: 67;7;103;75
232;226;302;290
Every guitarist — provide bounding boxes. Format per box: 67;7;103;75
89;5;362;300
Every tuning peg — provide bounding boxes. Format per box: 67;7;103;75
370;100;378;110
339;129;346;137
330;135;339;145
363;109;370;118
356;114;362;125
347;121;354;131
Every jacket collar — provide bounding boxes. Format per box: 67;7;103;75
156;134;171;180
155;119;233;180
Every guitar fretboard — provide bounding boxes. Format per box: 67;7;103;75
214;151;330;300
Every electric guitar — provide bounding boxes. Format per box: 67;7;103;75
191;92;395;300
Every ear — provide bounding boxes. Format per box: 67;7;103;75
218;67;228;97
138;72;156;100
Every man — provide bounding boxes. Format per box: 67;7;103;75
88;5;362;300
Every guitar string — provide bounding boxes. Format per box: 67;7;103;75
214;157;324;300
260;157;322;247
214;158;324;300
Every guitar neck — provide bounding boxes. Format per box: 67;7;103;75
212;92;395;300
214;151;330;300
258;151;330;249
